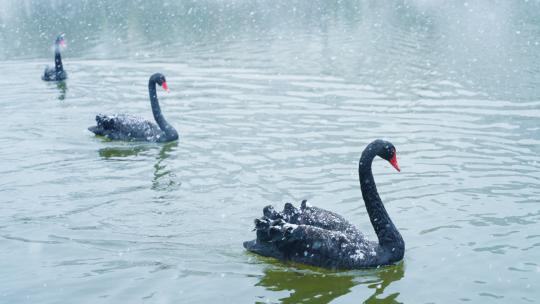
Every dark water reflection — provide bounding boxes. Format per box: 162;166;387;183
257;269;357;304
256;263;404;304
151;141;179;191
363;264;404;304
55;81;67;100
98;145;151;159
98;141;179;191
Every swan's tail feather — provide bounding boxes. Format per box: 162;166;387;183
245;200;325;261
254;218;270;231
95;114;116;130
283;202;299;217
244;217;296;260
259;201;305;223
89;114;112;136
254;218;282;242
243;239;285;260
252;216;296;245
88;125;102;135
263;205;281;219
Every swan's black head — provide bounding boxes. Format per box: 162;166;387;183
55;34;66;47
151;73;169;92
373;139;400;172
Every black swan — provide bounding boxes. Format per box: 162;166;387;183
42;34;67;81
244;139;404;269
88;73;179;142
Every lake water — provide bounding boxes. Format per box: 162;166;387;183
0;0;539;303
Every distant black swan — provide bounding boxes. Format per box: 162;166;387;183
244;139;404;269
42;34;67;81
88;73;179;142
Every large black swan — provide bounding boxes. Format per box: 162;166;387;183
42;34;67;81
244;139;404;269
88;73;179;142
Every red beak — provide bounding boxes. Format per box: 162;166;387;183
162;81;170;92
389;154;400;172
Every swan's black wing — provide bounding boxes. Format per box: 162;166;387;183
42;66;67;81
244;218;381;269
88;114;164;142
263;200;361;236
42;67;55;81
42;66;59;81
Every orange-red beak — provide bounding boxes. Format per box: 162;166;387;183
162;81;169;92
389;154;400;172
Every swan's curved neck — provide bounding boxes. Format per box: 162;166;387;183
148;80;178;141
359;145;404;255
54;45;63;73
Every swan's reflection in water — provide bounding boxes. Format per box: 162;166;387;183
256;261;404;304
151;141;178;191
56;81;67;100
98;141;179;191
98;145;150;158
256;267;355;304
362;263;404;304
